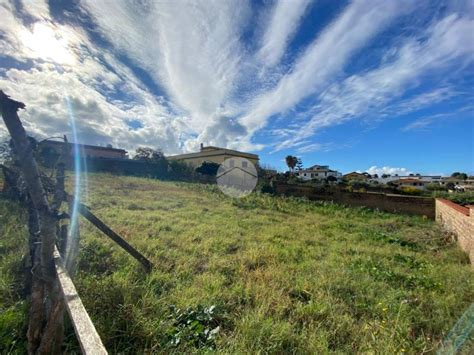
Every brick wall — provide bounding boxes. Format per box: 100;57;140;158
273;183;435;218
435;199;474;263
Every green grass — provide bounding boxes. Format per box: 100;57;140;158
1;173;473;353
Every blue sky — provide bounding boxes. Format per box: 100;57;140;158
0;0;473;175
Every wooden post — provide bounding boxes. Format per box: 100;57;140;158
0;91;57;283
38;136;70;353
53;247;108;354
78;203;153;272
0;91;60;354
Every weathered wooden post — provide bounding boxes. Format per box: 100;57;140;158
0;90;61;354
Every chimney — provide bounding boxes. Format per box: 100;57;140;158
200;143;204;151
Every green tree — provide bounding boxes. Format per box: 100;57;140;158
133;147;165;162
285;155;298;173
451;172;468;180
296;158;303;171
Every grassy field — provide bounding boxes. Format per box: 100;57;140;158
1;173;473;353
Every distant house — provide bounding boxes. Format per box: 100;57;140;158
439;177;464;190
167;144;259;168
297;165;341;181
392;178;427;190
343;172;368;181
39;140;128;160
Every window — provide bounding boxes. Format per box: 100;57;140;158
229;160;234;168
242;161;248;168
304;173;307;176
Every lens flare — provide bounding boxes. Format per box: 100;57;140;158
64;95;86;268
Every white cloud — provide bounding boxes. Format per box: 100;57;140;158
0;2;188;154
366;166;413;176
296;142;336;154
1;0;472;157
273;11;474;150
81;0;250;135
242;0;414;131
258;0;312;67
402;104;474;131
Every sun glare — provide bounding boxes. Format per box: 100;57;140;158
20;22;76;65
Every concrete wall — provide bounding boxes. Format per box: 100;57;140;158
273;183;435;218
435;199;474;263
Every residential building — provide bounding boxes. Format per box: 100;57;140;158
167;144;259;168
39;140;128;160
391;178;427;190
297;165;341;181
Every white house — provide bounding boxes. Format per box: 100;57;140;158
297;165;341;181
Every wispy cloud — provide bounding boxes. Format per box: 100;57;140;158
402;105;474;131
273;11;474;150
81;0;249;137
0;0;189;153
296;142;336;154
242;0;414;131
258;0;312;67
0;0;472;158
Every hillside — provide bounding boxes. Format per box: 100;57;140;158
1;173;473;353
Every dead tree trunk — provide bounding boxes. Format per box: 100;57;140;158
0;91;61;354
38;136;69;353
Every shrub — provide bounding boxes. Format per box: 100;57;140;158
259;183;275;194
196;162;220;176
432;191;474;206
399;186;423;195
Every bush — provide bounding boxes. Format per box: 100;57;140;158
399;186;423;195
432;191;474;206
426;183;446;191
347;180;369;191
196;162;220;176
259;183;275;194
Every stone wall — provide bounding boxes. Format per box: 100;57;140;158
435;199;474;263
273;183;435;218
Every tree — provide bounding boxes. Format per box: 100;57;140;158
296;158;303;171
327;175;337;183
381;174;390;178
285;155;298;172
133;147;165;162
451;172;468;180
372;173;379;179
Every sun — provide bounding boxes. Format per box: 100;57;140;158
20;22;76;65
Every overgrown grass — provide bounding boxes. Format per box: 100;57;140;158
0;198;28;354
1;173;473;353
